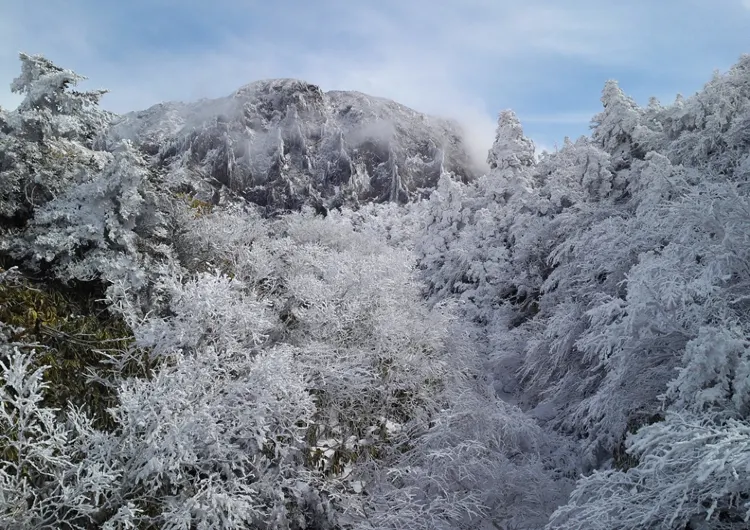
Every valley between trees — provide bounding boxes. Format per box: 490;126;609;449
1;52;750;529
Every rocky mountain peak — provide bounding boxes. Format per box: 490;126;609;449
107;79;481;213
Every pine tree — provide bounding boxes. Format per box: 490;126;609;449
591;80;641;167
0;53;112;221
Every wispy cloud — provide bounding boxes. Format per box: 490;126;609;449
1;0;748;153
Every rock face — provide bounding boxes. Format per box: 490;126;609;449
107;79;481;212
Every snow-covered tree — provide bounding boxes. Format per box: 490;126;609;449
547;413;750;530
415;55;750;530
0;53;112;221
9;140;174;323
537;58;750;528
416;112;544;323
4;46;750;530
487;110;535;172
591;80;642;166
536;136;619;208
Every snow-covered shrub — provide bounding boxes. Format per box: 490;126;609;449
0;345;117;529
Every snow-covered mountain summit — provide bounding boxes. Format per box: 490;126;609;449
107;78;481;211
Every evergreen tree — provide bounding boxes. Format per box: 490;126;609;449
0;53;112;221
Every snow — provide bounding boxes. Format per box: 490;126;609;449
4;50;750;530
106;78;480;211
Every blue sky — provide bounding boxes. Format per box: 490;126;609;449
1;0;749;156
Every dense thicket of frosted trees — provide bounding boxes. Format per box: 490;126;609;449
1;52;750;529
416;57;750;529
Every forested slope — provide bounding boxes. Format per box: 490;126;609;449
1;52;749;529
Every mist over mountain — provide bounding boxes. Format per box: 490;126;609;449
3;52;750;530
107;78;482;212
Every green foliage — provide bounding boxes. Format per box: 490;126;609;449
175;192;214;218
0;265;135;430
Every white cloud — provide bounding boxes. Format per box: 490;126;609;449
1;0;745;154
